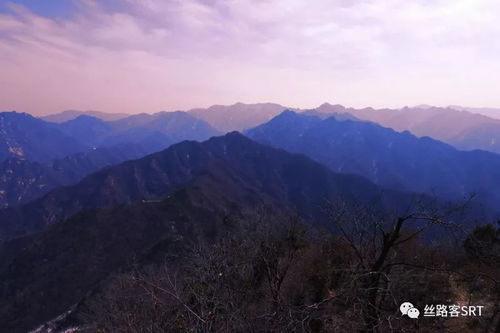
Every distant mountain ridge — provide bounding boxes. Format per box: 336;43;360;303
247;110;500;212
448;105;500;120
37;103;500;155
189;102;291;132
315;103;500;154
0;112;86;163
0;110;219;161
42;110;130;123
57;111;220;149
0;111;220;211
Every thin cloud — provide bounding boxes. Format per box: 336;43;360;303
0;0;499;115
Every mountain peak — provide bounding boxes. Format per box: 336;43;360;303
207;130;250;145
260;110;317;126
276;109;299;117
225;130;245;137
317;103;346;113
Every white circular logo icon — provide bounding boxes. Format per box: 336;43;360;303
400;302;419;319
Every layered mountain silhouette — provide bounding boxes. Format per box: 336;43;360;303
0;132;416;238
0;132;439;332
448;105;500;120
57;111;220;149
42;110;130;123
315;103;500;154
247;111;500;212
0;121;496;332
1;104;498;332
37;104;500;154
0;112;86;163
189;102;290;132
0;143;158;208
1;111;219;161
0;112;220;210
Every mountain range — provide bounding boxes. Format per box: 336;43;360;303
42;110;130;123
1;103;499;332
448;105;500;119
0;111;220;209
42;103;290;134
0;143;158;208
0;132;428;332
37;102;500;154
1;110;219;163
0;112;86;163
0;132;417;239
57;111;220;148
316;103;500;154
188;102;290;132
247;110;500;213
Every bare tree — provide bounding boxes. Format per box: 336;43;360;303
325;195;498;333
80;204;499;333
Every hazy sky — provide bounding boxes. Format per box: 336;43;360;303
1;0;500;115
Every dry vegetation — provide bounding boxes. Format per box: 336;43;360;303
78;204;500;333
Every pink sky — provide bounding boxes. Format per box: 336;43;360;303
1;0;500;116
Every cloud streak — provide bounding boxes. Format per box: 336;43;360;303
1;0;500;115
